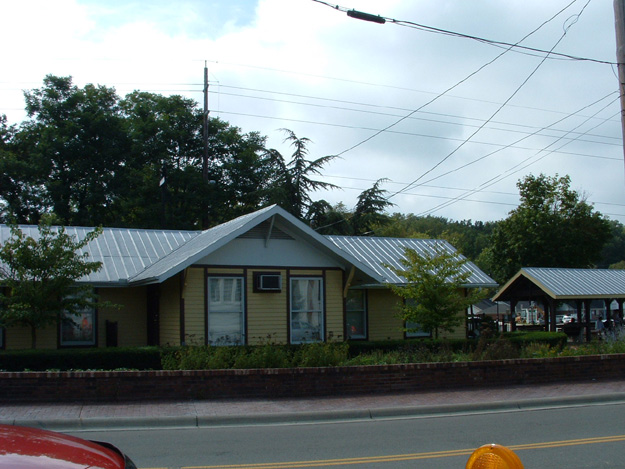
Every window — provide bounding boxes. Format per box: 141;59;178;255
290;277;323;344
346;290;366;339
208;277;244;345
60;306;96;346
405;299;430;338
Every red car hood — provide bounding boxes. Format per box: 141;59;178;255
0;424;126;469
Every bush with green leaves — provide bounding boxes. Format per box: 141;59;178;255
232;343;294;369
0;347;161;371
293;342;349;367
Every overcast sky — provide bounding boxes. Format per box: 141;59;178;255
2;0;624;223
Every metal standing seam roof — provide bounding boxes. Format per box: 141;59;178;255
326;236;498;288
131;205;385;285
128;205;280;284
0;207;497;289
505;267;625;299
0;224;199;286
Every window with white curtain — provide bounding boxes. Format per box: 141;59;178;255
346;289;366;339
290;277;323;344
208;277;244;345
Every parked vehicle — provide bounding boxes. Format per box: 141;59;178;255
0;424;137;468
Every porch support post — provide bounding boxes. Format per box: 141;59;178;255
510;299;518;332
548;298;557;332
576;300;583;324
584;299;592;342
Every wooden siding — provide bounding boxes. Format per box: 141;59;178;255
3;287;149;350
366;288;468;340
367;289;404;341
98;287;147;347
247;269;287;344
159;275;181;346
325;270;345;341
4;324;56;350
182;268;207;344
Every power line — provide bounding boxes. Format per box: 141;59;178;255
311;0;614;65
213;108;619;163
207;87;620;148
390;0;593;200
418;95;619;217
318;0;584;162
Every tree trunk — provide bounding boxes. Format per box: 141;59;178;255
30;325;37;349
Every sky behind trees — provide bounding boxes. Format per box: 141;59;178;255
1;0;623;223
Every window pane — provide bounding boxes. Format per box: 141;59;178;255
346;290;366;339
346;290;365;311
346;311;366;339
290;278;323;343
291;311;322;343
209;278;242;313
209;312;243;345
208;277;244;345
406;321;430;338
292;279;322;312
60;308;96;346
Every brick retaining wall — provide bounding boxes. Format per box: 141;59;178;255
0;354;624;402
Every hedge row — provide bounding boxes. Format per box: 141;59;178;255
0;332;567;372
345;331;568;356
0;346;162;371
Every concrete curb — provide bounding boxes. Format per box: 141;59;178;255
7;393;625;431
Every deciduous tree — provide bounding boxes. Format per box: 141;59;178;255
386;243;487;339
485;174;611;283
0;221;103;348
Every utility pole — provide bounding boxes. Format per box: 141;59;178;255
615;0;625;167
202;62;210;229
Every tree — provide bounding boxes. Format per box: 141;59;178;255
598;220;625;268
386;243;487;339
0;221;103;348
0;115;49;224
351;178;394;235
265;129;338;219
485;174;611;283
20;75;130;226
306;200;353;235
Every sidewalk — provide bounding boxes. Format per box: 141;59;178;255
2;379;625;431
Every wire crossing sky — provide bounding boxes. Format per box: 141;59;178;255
1;0;623;222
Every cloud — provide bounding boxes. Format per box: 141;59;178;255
1;0;623;223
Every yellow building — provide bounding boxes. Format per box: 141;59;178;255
0;205;497;349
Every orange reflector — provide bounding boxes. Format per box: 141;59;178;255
465;444;524;469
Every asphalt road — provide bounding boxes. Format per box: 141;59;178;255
72;400;625;468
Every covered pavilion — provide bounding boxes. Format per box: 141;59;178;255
492;267;625;342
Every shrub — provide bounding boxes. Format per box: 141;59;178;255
162;345;240;370
521;342;561;359
294;342;349;367
0;347;162;371
232;343;293;369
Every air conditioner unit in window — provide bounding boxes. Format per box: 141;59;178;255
256;273;282;292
